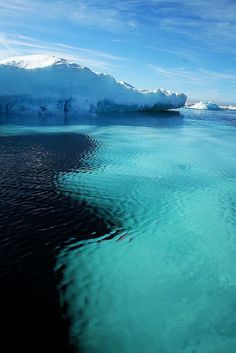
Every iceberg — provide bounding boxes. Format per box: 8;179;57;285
221;105;236;111
187;101;222;111
227;105;236;110
0;55;187;115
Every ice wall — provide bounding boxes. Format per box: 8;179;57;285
0;55;187;115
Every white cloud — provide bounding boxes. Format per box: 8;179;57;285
71;5;137;31
198;68;236;81
0;0;138;31
1;0;236;51
147;63;236;102
148;63;236;83
0;33;130;72
147;64;202;82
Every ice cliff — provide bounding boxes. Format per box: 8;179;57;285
0;54;187;115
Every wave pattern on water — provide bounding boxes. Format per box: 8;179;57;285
0;131;115;353
56;111;236;353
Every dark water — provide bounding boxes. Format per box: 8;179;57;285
0;130;114;353
0;110;236;353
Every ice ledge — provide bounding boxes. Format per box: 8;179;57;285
0;54;187;115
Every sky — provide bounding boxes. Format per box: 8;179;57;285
0;0;236;103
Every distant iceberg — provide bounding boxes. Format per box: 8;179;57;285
0;55;187;115
187;101;222;111
221;105;236;111
227;105;236;110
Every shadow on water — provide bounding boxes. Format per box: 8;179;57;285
0;109;235;353
0;111;185;353
94;111;184;128
0;110;184;130
0;132;116;353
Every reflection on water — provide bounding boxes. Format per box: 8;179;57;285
0;109;236;353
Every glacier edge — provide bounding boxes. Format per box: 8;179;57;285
0;55;187;115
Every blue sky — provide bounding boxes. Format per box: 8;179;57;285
0;0;236;103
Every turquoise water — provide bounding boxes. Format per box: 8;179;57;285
1;109;236;352
56;110;236;353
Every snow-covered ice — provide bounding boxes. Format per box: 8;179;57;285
0;54;187;115
187;101;222;111
220;105;236;111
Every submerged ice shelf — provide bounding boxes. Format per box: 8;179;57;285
1;111;236;353
0;54;186;115
55;115;236;353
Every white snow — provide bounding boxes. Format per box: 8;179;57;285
187;101;222;111
0;54;69;69
220;105;236;111
0;54;187;115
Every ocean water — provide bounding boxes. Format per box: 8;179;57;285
0;108;236;353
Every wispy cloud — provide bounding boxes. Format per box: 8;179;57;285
147;64;202;83
145;45;195;62
198;68;236;81
154;0;236;55
71;4;137;31
56;43;130;62
147;63;236;102
0;0;138;31
148;64;236;83
0;33;130;71
1;0;236;52
0;0;34;13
